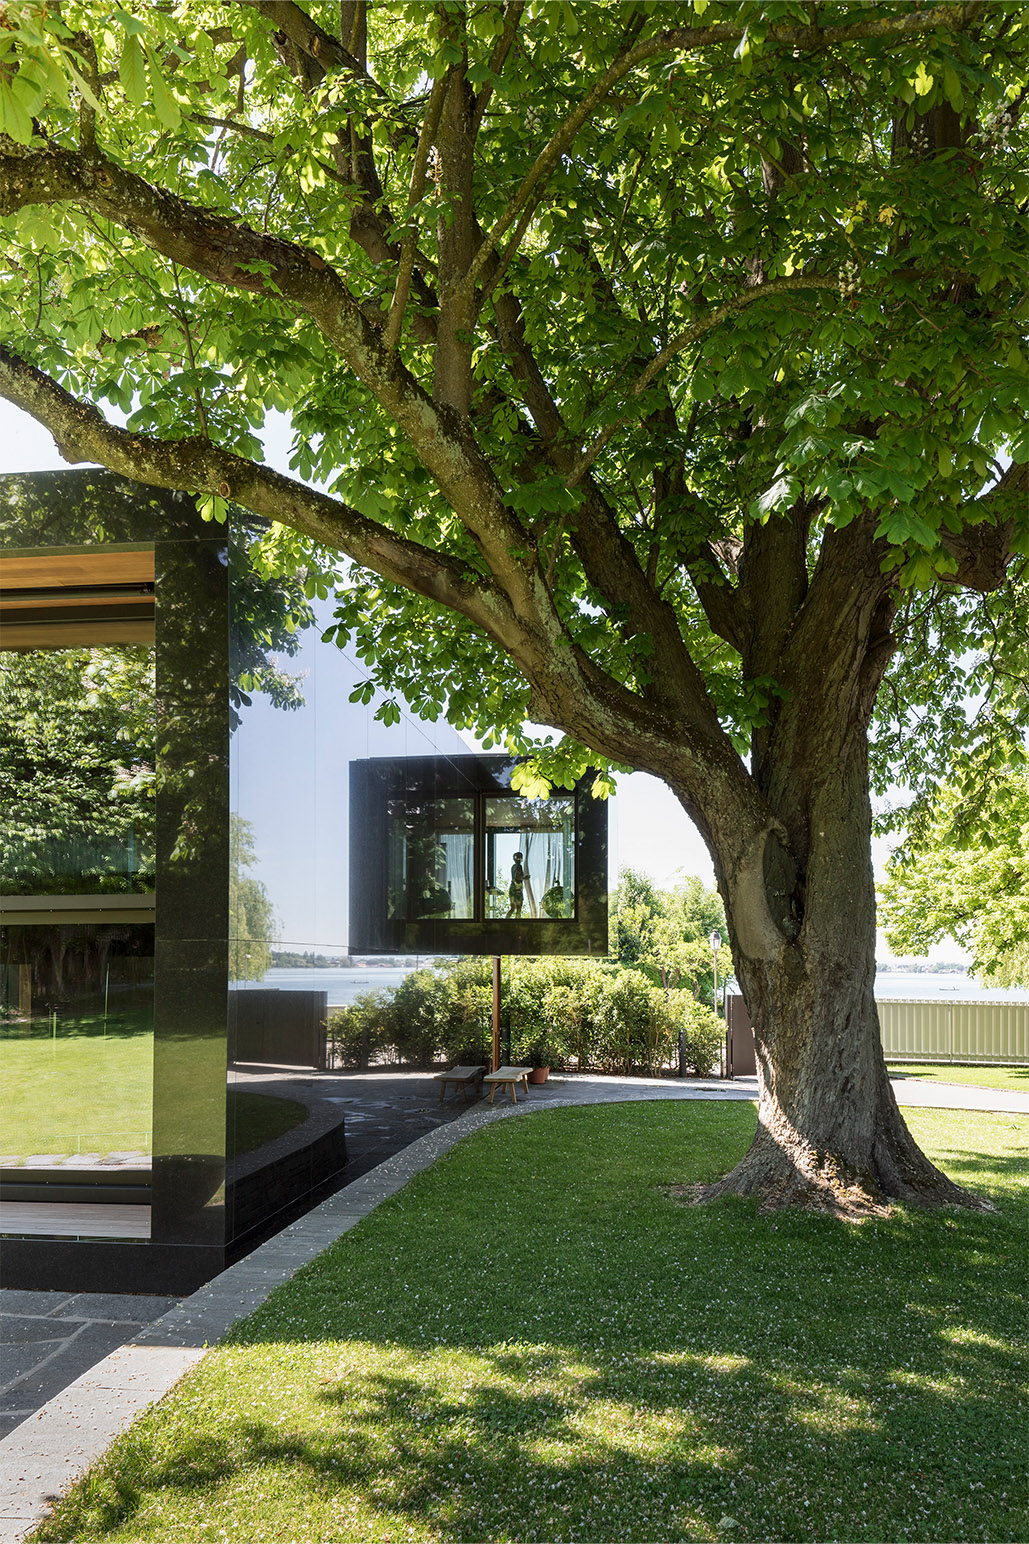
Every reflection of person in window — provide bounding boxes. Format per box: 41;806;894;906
507;851;525;917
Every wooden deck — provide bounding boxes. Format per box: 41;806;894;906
0;1201;151;1239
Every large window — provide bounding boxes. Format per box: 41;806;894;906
387;797;475;921
0;923;154;1165
485;796;575;920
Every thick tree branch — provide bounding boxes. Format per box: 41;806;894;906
384;69;448;353
240;0;439;325
941;463;1027;591
484;277;723;716
237;0;382;99
339;1;367;68
683;544;746;653
0;146;478;559
736;503;814;678
433;11;476;414
470;1;525;138
0;345;508;634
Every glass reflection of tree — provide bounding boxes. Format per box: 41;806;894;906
1;921;153;1018
1;469;169;548
0;646;156;894
388;798;473;920
228;525;314;731
229;816;277;980
225;519;313;974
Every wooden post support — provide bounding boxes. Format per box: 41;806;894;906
492;955;501;1072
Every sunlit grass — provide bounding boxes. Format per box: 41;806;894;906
888;1062;1029;1095
30;1103;1028;1543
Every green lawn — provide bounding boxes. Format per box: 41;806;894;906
0;1018;153;1158
30;1102;1028;1544
888;1062;1029;1095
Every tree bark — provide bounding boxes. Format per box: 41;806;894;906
695;705;990;1216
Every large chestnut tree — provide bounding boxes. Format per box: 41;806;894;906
1;0;1026;1211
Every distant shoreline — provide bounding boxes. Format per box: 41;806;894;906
874;963;969;975
269;954;973;975
234;963;1029;1006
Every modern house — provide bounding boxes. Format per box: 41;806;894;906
0;469;606;1292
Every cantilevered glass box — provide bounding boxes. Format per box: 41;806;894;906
349;756;608;956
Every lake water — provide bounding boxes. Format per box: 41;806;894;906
234;965;1029;1008
874;972;1029;1002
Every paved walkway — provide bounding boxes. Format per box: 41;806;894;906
2;1071;1026;1542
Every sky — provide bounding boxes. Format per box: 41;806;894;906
0;398;966;960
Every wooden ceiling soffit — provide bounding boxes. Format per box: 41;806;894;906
0;547;155;650
0;550;155;587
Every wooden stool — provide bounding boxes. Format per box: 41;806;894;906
483;1065;533;1104
433;1065;486;1103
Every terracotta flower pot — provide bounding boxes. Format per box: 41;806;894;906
527;1065;550;1084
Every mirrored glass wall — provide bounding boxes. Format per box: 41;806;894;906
1;646;156;895
1;529;157;1242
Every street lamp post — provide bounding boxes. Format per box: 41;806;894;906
709;929;722;1017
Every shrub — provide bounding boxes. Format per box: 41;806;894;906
431;957;493;1065
593;971;673;1075
327;990;392;1069
389;969;447;1066
678;994;725;1076
328;956;723;1076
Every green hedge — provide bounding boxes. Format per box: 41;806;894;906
327;957;723;1077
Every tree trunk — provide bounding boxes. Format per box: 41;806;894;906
697;716;990;1216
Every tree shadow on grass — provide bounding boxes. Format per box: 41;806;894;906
34;1322;1023;1544
31;1103;1029;1543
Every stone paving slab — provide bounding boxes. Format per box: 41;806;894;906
0;1345;204;1538
0;1296;75;1321
0;1290;182;1444
2;1320;68;1350
49;1293;178;1323
2;1324;149;1417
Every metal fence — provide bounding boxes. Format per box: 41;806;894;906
878;999;1028;1065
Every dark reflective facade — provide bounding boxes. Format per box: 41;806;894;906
0;472;483;1291
350;756;607;956
1;471;228;1291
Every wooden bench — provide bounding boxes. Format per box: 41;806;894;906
483;1065;533;1104
434;1065;486;1103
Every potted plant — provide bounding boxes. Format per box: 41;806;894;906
525;1034;552;1084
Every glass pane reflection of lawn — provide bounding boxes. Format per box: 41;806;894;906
1;1019;310;1162
0;1011;153;1160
